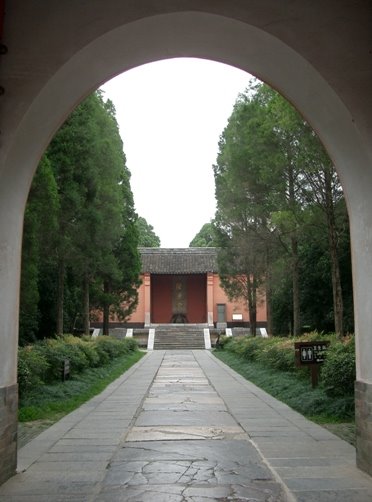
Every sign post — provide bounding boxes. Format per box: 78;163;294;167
294;341;329;388
62;359;70;381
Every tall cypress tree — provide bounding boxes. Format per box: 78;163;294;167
19;155;59;343
21;91;140;338
213;82;351;336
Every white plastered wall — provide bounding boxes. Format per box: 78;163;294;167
1;9;372;389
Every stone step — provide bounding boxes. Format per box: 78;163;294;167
154;338;204;343
106;326;207;349
155;334;203;338
154;343;205;348
154;335;204;340
153;329;205;350
154;330;203;335
154;346;205;350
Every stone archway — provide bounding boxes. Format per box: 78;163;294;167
1;2;372;482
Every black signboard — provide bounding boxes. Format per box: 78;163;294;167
294;341;330;387
294;341;330;366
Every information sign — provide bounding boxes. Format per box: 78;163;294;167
295;341;330;366
294;341;330;387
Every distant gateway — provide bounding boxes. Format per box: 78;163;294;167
101;247;267;329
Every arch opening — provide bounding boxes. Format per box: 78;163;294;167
1;7;372;483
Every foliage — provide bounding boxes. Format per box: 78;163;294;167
321;337;356;397
218;333;356;402
17;346;50;393
19;350;144;422
215;335;233;350
20;91;141;342
255;338;297;373
19;156;59;343
213;85;273;335
189;222;218;247
214;350;354;422
18;335;138;396
95;336;133;359
136;216;161;247
212;81;353;336
71;336;100;367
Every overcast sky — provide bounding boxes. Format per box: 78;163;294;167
101;58;252;248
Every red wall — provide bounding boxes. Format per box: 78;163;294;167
187;275;206;323
151;274;207;323
94;272;267;326
212;273;266;322
151;275;172;323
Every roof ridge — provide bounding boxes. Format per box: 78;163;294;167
139;248;218;273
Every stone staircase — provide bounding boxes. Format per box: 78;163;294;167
153;326;206;350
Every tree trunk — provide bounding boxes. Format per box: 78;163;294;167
56;257;65;336
82;274;90;336
291;235;301;336
288;161;301;336
265;247;273;336
103;305;109;336
265;278;273;337
329;240;344;337
102;281;110;336
324;167;344;337
247;276;257;336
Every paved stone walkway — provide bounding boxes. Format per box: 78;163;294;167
1;350;372;501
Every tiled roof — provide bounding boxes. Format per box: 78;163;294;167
139;248;218;274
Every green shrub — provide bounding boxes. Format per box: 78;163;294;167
224;336;269;361
256;339;296;372
93;342;110;365
215;335;233;350
37;338;90;381
18;334;139;391
78;341;101;367
18;346;50;395
215;348;355;421
63;342;90;372
321;337;355;397
95;336;126;359
221;337;248;356
62;335;100;367
122;337;138;353
220;332;356;385
243;337;269;360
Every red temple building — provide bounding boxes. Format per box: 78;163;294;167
124;248;267;329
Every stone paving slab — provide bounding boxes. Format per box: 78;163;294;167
7;351;163;482
194;350;372;501
2;349;372;501
125;425;247;441
294;492;372;502
99;350;286;500
146;392;221;402
142;401;225;412
135;409;237;426
37;451;114;462
101;439;283;501
96;483;284;502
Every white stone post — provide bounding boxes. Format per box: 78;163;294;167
144;273;151;327
206;273;214;327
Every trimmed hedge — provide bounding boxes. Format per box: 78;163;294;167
218;333;356;397
321;336;355;397
18;335;138;396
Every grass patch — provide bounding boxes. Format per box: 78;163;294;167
214;350;354;424
19;350;145;422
